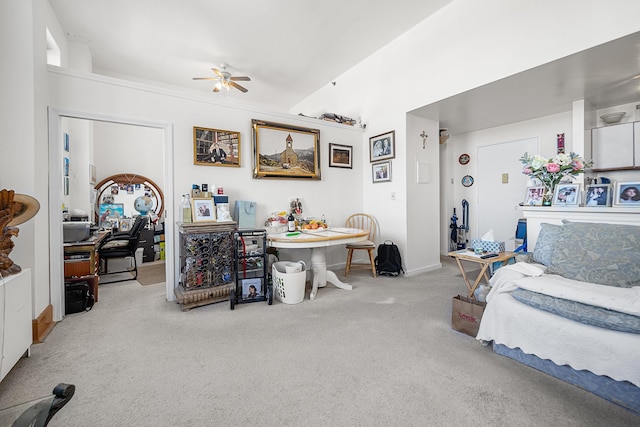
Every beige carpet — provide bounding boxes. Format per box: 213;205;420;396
136;262;165;286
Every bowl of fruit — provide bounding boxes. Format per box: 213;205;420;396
301;219;328;232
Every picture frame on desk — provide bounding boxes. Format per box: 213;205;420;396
191;198;216;222
585;184;611;207
613;181;640;206
524;186;545;206
552;183;580;206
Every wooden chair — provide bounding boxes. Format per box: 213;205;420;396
344;213;379;277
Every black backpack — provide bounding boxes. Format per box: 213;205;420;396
375;240;404;277
65;280;95;314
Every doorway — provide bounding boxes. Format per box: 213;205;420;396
48;108;174;321
476;137;537;249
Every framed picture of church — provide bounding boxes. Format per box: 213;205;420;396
193;126;241;167
251;119;321;179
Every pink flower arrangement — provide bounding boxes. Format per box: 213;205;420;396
519;152;592;195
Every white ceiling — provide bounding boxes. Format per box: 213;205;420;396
49;1;640;135
49;0;454;110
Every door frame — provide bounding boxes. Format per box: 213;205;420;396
48;107;174;321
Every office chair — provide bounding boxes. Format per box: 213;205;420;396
344;213;379;277
98;215;146;283
0;383;75;427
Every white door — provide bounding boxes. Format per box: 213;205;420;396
477;138;537;250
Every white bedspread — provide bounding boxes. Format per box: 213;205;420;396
477;263;640;386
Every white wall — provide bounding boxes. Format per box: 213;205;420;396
291;0;640;272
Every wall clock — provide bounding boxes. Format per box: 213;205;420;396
461;175;474;187
458;153;470;165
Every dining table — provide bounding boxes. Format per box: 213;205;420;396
267;227;368;300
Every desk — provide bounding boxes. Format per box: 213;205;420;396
268;228;368;300
448;250;516;298
63;231;110;302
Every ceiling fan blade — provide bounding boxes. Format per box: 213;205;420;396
211;68;223;78
230;76;251;81
193;77;217;80
229;81;248;93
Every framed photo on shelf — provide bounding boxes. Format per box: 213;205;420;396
191;197;216;222
369;130;395;162
552;183;580;206
584;184;611;207
613;181;640;206
328;143;352;168
524;186;545;206
251;119;321;180
372;161;391;183
193;126;241;167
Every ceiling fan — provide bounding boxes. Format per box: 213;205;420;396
192;63;251;93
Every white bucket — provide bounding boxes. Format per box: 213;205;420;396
272;261;306;304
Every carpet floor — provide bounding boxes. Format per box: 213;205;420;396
136;261;166;286
0;257;637;426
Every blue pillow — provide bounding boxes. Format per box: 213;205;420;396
533;223;562;266
548;221;640;288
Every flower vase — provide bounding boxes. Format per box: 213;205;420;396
543;185;554;206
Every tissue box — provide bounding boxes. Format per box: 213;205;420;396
471;239;505;253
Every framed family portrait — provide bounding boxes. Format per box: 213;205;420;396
372;161;391;183
328;143;352;168
191;198;216;222
369;130;395;163
613;181;640;206
193;126;240;167
552;183;580;206
585;184;611;207
252;119;320;179
524;186;545;206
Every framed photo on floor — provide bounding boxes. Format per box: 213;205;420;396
552;183;580;206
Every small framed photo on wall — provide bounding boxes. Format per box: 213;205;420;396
584;184;611;207
372;161;391;183
369;130;395;162
552;183;580;206
613;182;640;206
328;143;352;168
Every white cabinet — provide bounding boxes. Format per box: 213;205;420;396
591;122;634;170
1;269;32;382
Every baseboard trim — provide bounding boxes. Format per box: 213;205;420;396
32;304;56;344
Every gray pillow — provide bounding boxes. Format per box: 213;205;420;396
548;221;640;288
533;223;562;266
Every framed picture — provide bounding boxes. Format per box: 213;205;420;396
552;183;580;206
613;181;640;206
242;278;262;299
524;186;545;206
63;157;69;177
369;130;395;162
119;218;133;232
64;133;70;152
328;143;352;168
372;161;391;183
585;184;611;207
63;176;69;196
191;197;216;222
99;203;125;226
252;119;320;179
193;126;240;167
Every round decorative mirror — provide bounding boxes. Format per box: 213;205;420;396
94;173;164;225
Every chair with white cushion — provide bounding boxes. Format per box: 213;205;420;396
344;213;379;278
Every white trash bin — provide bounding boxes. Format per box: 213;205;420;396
272;261;306;304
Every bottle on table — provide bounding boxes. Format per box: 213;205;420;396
181;194;192;223
287;213;296;232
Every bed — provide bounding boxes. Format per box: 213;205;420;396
476;221;640;414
